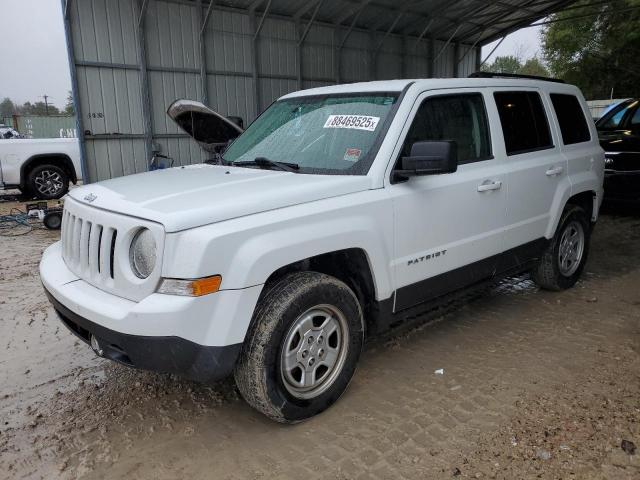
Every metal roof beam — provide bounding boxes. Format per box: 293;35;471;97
373;11;404;54
459;0;549;43
433;23;462;62
478;0;578;44
293;0;322;20
253;0;272;38
412;17;434;51
200;0;217;35
298;0;324;45
335;0;371;26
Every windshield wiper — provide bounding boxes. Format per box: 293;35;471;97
233;157;300;172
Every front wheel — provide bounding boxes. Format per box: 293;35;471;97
531;205;591;291
234;271;364;423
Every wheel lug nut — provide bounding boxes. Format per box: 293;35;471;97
308;336;314;344
318;336;323;344
319;349;324;357
309;357;315;366
302;350;308;358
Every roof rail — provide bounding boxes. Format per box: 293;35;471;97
468;71;565;84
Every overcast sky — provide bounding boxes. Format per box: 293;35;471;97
0;0;542;109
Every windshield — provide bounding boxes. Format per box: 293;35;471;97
223;93;399;175
596;100;637;130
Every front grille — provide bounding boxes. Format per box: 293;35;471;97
59;196;164;302
61;210;117;281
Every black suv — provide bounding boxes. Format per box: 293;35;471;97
596;99;640;201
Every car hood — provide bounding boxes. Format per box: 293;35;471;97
69;164;372;232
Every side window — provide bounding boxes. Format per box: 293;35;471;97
494;91;553;155
550;93;591;145
401;93;491;165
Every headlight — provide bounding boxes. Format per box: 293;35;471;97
129;228;156;278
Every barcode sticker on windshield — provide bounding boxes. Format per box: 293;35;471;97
323;115;380;132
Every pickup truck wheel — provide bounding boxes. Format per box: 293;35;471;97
27;164;69;199
531;205;591;291
234;271;364;423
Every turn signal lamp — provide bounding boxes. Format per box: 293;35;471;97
157;275;222;296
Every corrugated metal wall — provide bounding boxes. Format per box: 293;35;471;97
65;0;480;183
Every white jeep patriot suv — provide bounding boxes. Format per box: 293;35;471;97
40;75;604;423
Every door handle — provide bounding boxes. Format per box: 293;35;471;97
477;180;502;192
545;166;564;176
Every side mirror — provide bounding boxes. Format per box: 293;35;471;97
395;141;458;180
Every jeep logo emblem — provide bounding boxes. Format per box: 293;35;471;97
84;193;97;203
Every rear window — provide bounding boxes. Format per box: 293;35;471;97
494;91;553;155
550;94;591;144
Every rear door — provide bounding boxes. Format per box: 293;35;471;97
492;89;568;250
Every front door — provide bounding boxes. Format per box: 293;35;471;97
389;90;507;312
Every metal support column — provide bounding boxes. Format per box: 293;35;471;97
333;29;341;84
61;0;89;183
296;0;324;90
250;0;272;117
452;42;460;77
401;36;408;78
199;0;216;106
296;18;303;89
428;35;435;78
135;0;154;167
369;31;376;80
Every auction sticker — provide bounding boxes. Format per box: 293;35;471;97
323;115;380;132
344;148;362;162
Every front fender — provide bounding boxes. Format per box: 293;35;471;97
162;189;395;301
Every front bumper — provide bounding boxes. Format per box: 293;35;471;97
40;241;263;382
46;288;241;382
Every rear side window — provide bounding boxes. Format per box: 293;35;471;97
550;94;591;144
494;91;553;155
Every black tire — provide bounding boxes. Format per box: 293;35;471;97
43;211;63;230
27;164;69;200
234;271;364;423
531;205;591;291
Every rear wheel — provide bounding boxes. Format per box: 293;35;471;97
27;164;69;199
234;271;364;423
531;205;591;291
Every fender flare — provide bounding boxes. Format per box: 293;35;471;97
20;154;77;189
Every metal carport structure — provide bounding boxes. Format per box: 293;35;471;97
61;0;576;183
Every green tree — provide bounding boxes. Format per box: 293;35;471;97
482;55;522;74
0;97;16;118
542;0;640;99
64;90;75;115
482;54;550;77
519;57;550;77
21;101;60;116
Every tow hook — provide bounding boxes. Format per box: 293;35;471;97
90;335;104;357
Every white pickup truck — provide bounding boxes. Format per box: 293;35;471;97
0;138;82;199
40;75;604;423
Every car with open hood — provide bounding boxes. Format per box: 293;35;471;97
40;75;604;423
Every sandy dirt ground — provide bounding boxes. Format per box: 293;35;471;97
1;190;639;479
